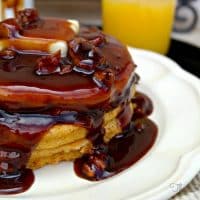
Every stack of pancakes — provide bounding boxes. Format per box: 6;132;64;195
0;9;137;170
28;88;136;169
28;101;136;169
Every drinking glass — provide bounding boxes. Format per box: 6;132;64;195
102;0;176;54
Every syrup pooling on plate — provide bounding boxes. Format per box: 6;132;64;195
0;92;157;193
74;92;157;181
0;9;157;194
0;108;104;194
74;119;157;181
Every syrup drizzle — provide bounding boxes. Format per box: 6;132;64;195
74;119;157;181
0;92;157;194
0;9;157;195
74;93;157;181
0;109;103;194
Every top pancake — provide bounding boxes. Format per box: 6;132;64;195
0;9;136;111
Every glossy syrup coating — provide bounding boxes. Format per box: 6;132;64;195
74;92;157;181
0;10;136;111
0;9;157;195
0;91;157;193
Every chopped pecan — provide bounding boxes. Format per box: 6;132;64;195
69;38;93;62
60;57;73;74
35;51;73;75
69;37;106;74
90;34;106;47
60;64;72;74
35;51;61;75
90;155;106;170
81;153;107;179
79;29;106;47
82;163;95;178
16;9;39;29
93;68;115;90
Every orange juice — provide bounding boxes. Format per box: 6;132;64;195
102;0;175;54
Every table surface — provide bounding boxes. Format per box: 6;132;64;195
34;1;200;199
171;173;200;200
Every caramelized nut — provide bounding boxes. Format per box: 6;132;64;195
16;9;39;29
60;65;72;74
91;155;106;170
81;153;107;179
35;51;61;75
82;163;94;178
93;68;115;89
90;35;106;47
69;37;106;75
35;51;73;75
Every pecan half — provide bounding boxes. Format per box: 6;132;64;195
69;37;105;74
35;51;61;75
93;68;115;90
16;9;39;29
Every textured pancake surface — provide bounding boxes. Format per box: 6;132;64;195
27;89;135;169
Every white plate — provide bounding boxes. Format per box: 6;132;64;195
1;48;200;200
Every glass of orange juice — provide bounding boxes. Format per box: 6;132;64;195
102;0;176;54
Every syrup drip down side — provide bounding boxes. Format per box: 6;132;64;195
75;93;158;181
0;92;157;194
0;9;157;195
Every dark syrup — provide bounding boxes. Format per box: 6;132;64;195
0;91;157;193
0;13;157;194
74;119;157;181
74;92;158;181
0;109;103;195
0;168;34;195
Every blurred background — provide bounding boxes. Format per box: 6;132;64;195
35;0;101;26
1;0;200;52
